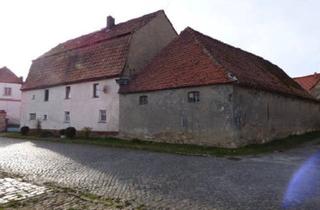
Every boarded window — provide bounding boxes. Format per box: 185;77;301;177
29;113;36;120
93;83;99;98
188;91;200;103
99;110;107;122
65;86;71;99
139;95;148;105
4;87;11;96
44;89;49;101
64;111;70;123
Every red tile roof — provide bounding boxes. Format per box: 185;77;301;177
0;67;22;84
121;27;313;100
294;73;320;92
22;10;164;90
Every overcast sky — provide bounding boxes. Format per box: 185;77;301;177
0;0;319;79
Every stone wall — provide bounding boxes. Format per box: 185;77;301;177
120;84;320;148
232;86;320;147
119;85;238;147
311;83;320;100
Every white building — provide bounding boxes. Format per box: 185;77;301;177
0;67;22;126
20;10;177;133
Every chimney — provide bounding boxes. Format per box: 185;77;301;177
107;16;115;29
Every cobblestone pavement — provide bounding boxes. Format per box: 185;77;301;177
0;137;320;209
0;177;47;205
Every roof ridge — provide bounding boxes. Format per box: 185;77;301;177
39;32;132;59
37;10;164;59
294;72;320;79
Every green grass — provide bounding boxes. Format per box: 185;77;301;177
1;131;320;157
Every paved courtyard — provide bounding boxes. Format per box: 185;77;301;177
0;137;319;209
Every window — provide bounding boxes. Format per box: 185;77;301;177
93;83;99;98
4;87;11;96
29;113;36;120
32;95;35;100
43;114;48;121
65;86;71;99
64;111;70;123
188;91;200;103
139;95;148;105
44;89;49;101
99;110;107;122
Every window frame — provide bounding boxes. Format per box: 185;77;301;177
99;110;107;123
187;91;200;103
65;86;71;99
44;89;49;101
4;87;12;96
29;113;36;121
93;83;99;98
64;111;70;123
139;95;148;105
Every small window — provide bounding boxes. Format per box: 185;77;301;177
29;113;36;120
188;91;200;103
43;114;48;121
139;95;148;105
32;95;35;100
65;86;71;99
44;89;49;101
64;111;70;123
93;83;99;98
4;87;12;96
99;110;107;122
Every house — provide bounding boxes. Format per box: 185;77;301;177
20;10;177;132
0;67;22;128
119;27;320;148
294;73;320;100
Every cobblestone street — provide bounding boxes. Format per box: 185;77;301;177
0;137;320;209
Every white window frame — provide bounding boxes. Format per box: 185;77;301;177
93;83;99;98
64;111;70;123
99;110;107;123
4;87;12;96
29;113;36;121
65;86;71;99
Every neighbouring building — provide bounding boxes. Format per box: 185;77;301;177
20;10;177;132
294;73;320;100
0;67;22;127
119;27;320;148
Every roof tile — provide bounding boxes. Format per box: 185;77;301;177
122;27;313;101
23;10;163;90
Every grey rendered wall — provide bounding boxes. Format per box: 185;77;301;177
233;86;320;146
119;85;238;147
311;83;320;100
123;12;178;77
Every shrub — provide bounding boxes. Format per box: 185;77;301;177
20;126;30;135
65;127;76;138
59;129;66;136
81;127;92;139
